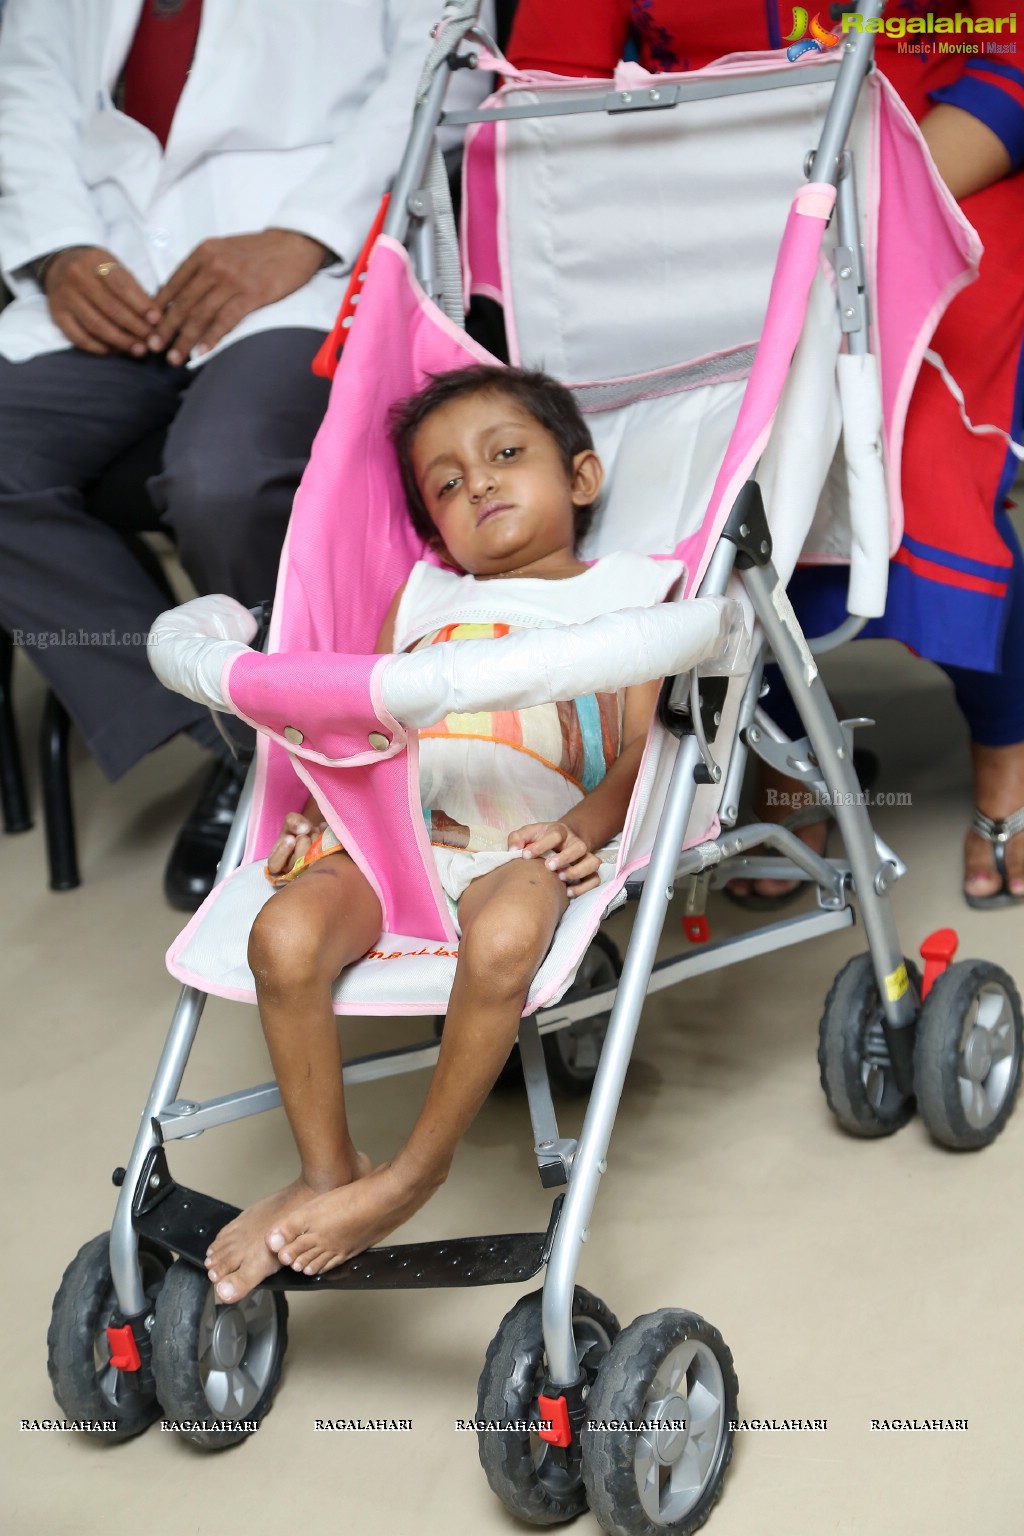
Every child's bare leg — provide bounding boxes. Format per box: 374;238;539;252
206;855;382;1302
267;857;570;1275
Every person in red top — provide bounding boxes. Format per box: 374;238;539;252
508;0;1024;907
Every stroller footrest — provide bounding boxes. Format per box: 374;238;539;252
134;1162;562;1291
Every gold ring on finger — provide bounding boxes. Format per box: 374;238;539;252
94;261;120;278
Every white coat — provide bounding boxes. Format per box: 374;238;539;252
0;0;489;362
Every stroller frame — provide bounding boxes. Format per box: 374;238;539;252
110;0;906;1359
56;1;1018;1521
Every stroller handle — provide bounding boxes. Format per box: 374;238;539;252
148;593;745;741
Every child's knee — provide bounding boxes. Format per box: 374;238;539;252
248;900;328;992
459;907;549;999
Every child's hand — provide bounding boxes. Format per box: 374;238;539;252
266;812;325;878
508;822;602;897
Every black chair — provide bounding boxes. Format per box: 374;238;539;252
0;427;174;889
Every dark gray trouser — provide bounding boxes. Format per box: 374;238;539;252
0;329;329;780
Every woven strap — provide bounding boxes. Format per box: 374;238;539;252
971;805;1024;844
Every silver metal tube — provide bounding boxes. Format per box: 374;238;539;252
109;986;208;1314
539;907;854;1029
807;0;882;186
834;164;867;357
441;61;842;127
109;760;255;1310
717;641;764;824
542;734;704;1383
741;561;915;1028
542;544;737;1384
807;613;867;655
383;60;453;247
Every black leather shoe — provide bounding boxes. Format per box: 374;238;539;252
163;758;246;911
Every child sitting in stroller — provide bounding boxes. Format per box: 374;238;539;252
205;365;683;1303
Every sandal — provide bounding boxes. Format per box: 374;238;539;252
723;804;833;912
721;741;878;913
964;805;1024;910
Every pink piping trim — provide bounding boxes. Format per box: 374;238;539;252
165;876;232;970
377;236;498;363
794;184;836;219
469;281;505;306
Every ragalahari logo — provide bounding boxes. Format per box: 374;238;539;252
785;8;842;60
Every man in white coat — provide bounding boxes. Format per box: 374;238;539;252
0;0;489;906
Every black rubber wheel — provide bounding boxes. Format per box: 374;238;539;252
477;1285;620;1525
150;1260;288;1449
914;960;1023;1150
47;1232;172;1440
543;932;622;1095
817;953;919;1137
581;1310;738;1536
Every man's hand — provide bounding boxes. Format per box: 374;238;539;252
150;229;329;365
508;821;603;897
266;810;326;879
43;246;161;357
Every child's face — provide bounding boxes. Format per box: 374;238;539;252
409;390;602;577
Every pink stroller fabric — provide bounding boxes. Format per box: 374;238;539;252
235;239;500;942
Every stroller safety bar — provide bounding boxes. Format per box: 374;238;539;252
149;592;745;739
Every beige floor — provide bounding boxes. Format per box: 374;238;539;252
3;630;1022;1536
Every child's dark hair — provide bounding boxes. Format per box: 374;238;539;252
389;364;598;545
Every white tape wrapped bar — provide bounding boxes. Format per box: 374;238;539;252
149;595;257;709
149;593;744;726
838;352;889;619
382;597;743;727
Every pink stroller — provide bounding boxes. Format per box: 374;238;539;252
47;3;1023;1531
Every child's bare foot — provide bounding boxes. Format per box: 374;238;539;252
206;1152;372;1303
266;1159;443;1277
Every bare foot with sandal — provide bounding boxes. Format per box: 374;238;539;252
963;740;1024;908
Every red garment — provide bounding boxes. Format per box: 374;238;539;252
507;0;1024;672
122;0;204;148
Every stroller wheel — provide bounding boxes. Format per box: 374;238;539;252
477;1285;619;1525
47;1232;172;1440
914;960;1023;1150
818;953;918;1137
543;932;622;1095
581;1309;738;1536
150;1260;288;1449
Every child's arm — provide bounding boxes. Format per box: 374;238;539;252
508;677;661;895
268;585;408;879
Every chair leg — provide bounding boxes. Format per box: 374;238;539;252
40;691;80;891
0;629;32;834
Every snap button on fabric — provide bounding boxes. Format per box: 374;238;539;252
283;726;304;746
368;731;390;751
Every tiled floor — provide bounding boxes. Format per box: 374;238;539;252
4;628;1022;1535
